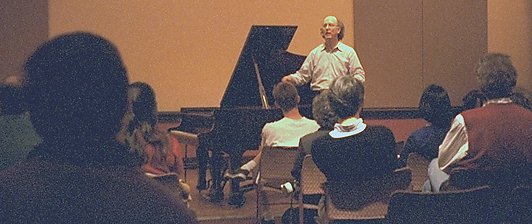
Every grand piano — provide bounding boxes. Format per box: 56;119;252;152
173;25;313;205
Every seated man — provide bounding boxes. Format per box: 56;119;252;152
311;75;399;223
228;82;319;223
0;32;196;223
427;53;532;192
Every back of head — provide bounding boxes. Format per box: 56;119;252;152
273;82;299;112
419;84;452;127
128;82;158;131
328;76;365;119
312;90;339;129
24;32;129;145
475;53;517;99
462;89;487;111
0;85;27;115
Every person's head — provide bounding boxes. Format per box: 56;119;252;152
127;82;158;132
273;82;300;112
0;85;27;115
321;15;344;41
312;90;339;130
510;88;531;110
475;53;517;100
24;32;129;146
418;84;452;127
462;89;487;110
328;75;365;119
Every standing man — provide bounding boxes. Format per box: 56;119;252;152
282;15;365;99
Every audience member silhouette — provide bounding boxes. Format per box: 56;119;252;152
427;53;532;192
0;84;41;170
398;84;452;167
120;81;186;177
462;89;486;111
510;88;531;110
291;90;339;181
0;32;196;223
311;75;399;223
228;82;319;222
311;75;398;183
118;81;191;205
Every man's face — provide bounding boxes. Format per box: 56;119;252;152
321;16;340;40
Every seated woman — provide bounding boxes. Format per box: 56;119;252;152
398;84;453;167
118;82;189;202
311;75;399;223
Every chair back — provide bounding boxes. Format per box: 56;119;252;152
258;146;300;188
407;152;430;191
510;185;531;223
298;154;326;224
324;167;412;221
387;185;497;223
300;155;326;196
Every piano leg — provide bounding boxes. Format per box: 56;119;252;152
196;143;225;202
196;143;209;191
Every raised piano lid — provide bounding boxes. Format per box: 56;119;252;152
220;25;308;108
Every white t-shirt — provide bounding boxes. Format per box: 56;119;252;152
261;117;320;147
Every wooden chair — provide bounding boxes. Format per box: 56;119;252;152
323;167;412;223
298;154;326;224
387;185;500;223
256;146;300;221
406;153;430;191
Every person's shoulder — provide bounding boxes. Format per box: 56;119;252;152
337;42;355;52
365;125;394;137
309;43;326;53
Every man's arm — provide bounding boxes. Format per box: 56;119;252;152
438;114;469;172
282;51;315;86
347;49;365;83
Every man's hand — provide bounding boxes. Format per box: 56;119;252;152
281;75;296;85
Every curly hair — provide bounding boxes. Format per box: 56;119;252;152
328;76;365;119
475;53;517;99
124;82;168;161
312;90;339;129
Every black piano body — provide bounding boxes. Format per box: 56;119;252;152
175;25;314;204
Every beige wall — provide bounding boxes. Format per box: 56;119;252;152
0;1;48;81
48;0;354;111
2;1;530;111
355;0;487;107
488;0;532;91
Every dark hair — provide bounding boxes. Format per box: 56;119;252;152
0;85;27;115
419;84;452;127
312;90;339;130
337;18;345;41
328;76;365;119
462;89;487;111
128;82;158;131
273;82;299;112
475;53;517;99
511;88;531;110
23;32;129;145
124;82;168;160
